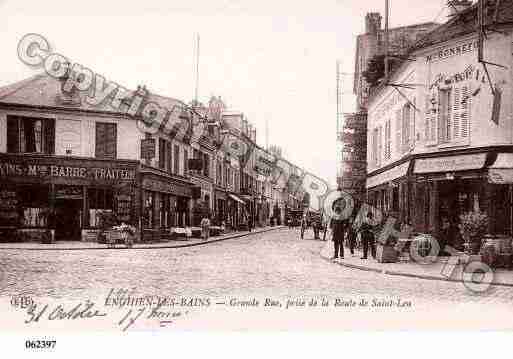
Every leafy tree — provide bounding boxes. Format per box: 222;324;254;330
362;54;401;88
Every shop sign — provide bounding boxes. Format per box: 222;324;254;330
366;161;410;189
0;162;136;181
142;178;192;197
414;154;487;174
141;138;156;160
488;169;513;184
426;40;479;63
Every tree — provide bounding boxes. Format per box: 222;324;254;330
362;54;401;88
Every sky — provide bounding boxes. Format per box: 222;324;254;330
0;0;450;188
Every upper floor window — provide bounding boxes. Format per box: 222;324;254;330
384;119;391;160
95;122;117;159
183;149;189;174
173;145;180;175
7;116;55;154
158;138;172;172
425;85;470;146
203;153;210;178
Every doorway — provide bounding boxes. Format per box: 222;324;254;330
54;199;82;241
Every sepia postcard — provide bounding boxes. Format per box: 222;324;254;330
1;0;513;354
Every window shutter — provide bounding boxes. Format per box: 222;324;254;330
7;116;19;153
166;141;172;172
425;90;439;145
378;126;383;166
158;138;165;169
402;105;410;152
452;87;461;140
95;123;106;158
460;85;470;139
395;109;402;154
44;118;55;154
410;98;416;149
106;123;117;159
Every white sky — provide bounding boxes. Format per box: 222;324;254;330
0;0;449;188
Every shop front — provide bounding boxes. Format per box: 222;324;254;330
366;160;411;223
214;187;227;226
411;151;513;248
0;153;139;242
140;168;193;240
227;192;244;230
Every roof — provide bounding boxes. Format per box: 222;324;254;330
0;73;185;117
413;0;513;50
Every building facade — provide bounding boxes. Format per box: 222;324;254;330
366;1;513;245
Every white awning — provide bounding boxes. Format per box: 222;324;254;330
488;154;513;184
366;161;410;189
414;153;487;174
228;194;245;204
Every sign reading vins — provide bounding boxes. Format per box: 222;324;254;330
0;162;136;181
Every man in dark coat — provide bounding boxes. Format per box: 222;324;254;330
330;207;348;259
360;212;376;259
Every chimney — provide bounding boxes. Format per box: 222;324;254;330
365;12;382;34
448;0;473;17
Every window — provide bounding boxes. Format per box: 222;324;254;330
385;120;391;160
377;125;383;167
371;128;378;168
174;145;180;174
395;109;402;155
402;104;411;151
88;188;114;227
203;153;210;177
438;88;451;143
425;85;470;146
95;122;117;159
183;149;189;174
158;138;171;170
7;116;55;154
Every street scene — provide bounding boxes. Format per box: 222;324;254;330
2;0;513;337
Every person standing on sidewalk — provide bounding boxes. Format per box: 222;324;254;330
360;212;376;259
201;216;211;241
330;207;348;260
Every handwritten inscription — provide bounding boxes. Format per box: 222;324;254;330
24;300;107;324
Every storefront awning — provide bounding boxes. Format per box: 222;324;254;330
228;194;245;204
488;154;513;184
366;161;410;189
413;153;487;174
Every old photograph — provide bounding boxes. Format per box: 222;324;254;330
1;0;513;351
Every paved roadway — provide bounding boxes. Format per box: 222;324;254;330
1;227;512;305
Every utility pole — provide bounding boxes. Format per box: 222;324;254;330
385;0;390;81
194;33;200;106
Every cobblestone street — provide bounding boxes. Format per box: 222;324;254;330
2;228;513;307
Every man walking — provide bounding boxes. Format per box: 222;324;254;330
330;207;348;260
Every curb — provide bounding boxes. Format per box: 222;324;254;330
0;226;286;251
320;252;513;289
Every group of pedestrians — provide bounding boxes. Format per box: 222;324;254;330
329;206;376;260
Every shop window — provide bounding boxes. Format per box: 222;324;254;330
18;185;50;228
392;186;399;213
95;122;117;159
88;188;114;227
143;191;155;228
7;116;55;154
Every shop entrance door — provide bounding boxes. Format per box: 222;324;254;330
54;199;82;241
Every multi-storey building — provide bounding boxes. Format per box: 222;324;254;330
338;11;439;198
366;0;513;241
0;74;196;241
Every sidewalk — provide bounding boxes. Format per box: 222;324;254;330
0;226;285;251
319;242;513;288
